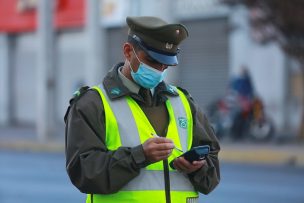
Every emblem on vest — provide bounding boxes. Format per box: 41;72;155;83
110;87;121;95
178;117;188;129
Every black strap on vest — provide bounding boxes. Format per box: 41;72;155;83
163;159;171;203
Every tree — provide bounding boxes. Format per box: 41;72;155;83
222;0;304;140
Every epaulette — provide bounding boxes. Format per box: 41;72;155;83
69;86;90;105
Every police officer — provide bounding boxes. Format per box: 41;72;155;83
65;16;220;203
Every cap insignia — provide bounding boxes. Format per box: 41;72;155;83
165;43;173;50
176;29;180;34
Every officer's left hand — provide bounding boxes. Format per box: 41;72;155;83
173;157;206;174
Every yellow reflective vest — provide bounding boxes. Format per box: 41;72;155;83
87;84;198;203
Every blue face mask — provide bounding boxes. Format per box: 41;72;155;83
129;49;167;89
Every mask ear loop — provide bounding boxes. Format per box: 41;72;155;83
127;46;137;73
127;58;135;73
131;46;142;64
128;46;142;74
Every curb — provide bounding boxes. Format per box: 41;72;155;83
0;140;64;153
1;140;304;167
219;144;304;167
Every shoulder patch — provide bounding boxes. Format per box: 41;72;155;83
110;87;121;95
167;85;178;94
69;86;90;104
65;86;89;122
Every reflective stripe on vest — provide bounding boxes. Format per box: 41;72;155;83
88;84;198;203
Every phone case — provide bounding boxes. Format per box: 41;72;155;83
169;145;210;169
182;145;210;162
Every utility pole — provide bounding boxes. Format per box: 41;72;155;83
86;0;106;85
36;0;55;141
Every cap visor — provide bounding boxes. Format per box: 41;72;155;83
147;50;178;66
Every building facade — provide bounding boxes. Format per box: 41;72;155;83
0;0;300;139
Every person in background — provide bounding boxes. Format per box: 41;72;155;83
229;66;256;139
65;16;220;203
231;66;254;99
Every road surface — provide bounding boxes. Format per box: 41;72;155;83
0;150;303;203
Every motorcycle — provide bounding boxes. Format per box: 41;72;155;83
207;91;273;141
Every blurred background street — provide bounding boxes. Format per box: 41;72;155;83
1;0;304;202
0;150;84;203
1;149;304;203
0;126;303;203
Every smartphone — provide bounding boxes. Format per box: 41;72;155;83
182;145;210;162
170;145;210;169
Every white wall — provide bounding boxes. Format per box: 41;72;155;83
14;33;37;124
229;6;251;76
57;31;87;124
248;43;286;131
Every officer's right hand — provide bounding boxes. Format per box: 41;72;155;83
142;137;174;163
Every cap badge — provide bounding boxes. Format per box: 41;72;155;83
176;29;180;34
165;43;173;50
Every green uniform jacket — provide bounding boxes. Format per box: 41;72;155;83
65;63;221;195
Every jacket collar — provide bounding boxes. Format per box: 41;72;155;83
103;63;179;100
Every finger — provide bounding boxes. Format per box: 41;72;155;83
173;161;182;171
151;149;173;157
153;137;173;144
175;157;205;173
143;140;174;151
192;160;206;167
175;162;189;172
173;163;182;172
154;142;175;150
157;155;171;161
174;158;191;171
178;157;194;168
186;160;206;173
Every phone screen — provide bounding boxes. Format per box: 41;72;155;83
195;146;210;155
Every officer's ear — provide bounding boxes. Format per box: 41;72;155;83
123;42;133;61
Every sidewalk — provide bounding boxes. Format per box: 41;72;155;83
1;126;304;167
220;141;304;167
0;126;64;152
